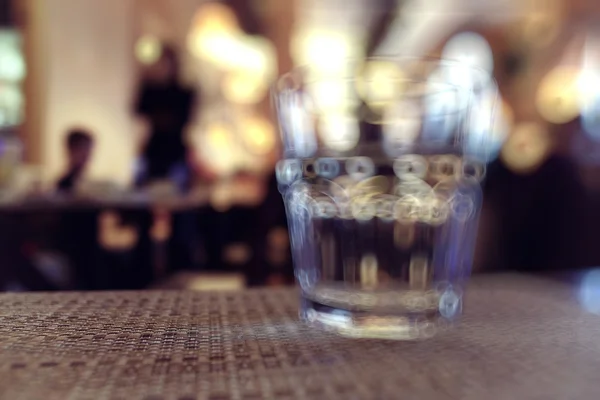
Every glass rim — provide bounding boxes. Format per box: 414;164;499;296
272;55;496;95
271;56;497;122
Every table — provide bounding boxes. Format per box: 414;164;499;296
0;181;290;290
1;273;600;399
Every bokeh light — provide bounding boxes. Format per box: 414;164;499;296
0;31;26;82
240;115;276;156
221;70;268;104
232;35;276;76
318;113;360;152
194;121;238;176
441;32;493;89
290;28;357;75
355;60;405;111
188;2;240;41
223;243;252;265
150;208;172;242
306;79;357;114
187;2;276;80
536;66;580;124
442;31;493;72
190;31;275;76
501;122;551;174
135;34;162;65
98;211;138;251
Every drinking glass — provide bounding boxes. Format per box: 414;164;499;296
273;57;497;339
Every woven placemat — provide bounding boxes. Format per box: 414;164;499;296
1;274;600;400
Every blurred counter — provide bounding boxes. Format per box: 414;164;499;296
1;273;600;399
0;177;292;291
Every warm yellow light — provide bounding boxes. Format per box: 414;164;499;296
241;116;276;155
350;175;390;198
291;29;356;74
195;122;238;175
536;66;580;124
187;273;245;291
189;33;275;83
305;78;358;113
207;123;232;148
355;60;405;110
318;113;360;152
187;3;275;79
188;32;230;62
190;2;240;37
187;2;241;64
135;35;162;65
98;211;138;251
222;70;268;104
150;210;172;242
501;122;551;174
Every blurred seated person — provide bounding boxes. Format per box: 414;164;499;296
56;129;94;193
133;45;196;191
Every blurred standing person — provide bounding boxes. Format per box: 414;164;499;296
56;128;94;193
133;45;200;274
133;45;196;191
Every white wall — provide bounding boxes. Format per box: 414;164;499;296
38;0;213;184
42;0;136;184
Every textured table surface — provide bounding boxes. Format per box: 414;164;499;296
1;273;600;400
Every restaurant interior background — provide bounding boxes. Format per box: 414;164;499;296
1;0;600;291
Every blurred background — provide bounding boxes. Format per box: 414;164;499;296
0;0;599;291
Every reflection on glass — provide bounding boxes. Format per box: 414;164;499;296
467;93;512;162
578;269;600;315
441;31;493;89
580;31;600;140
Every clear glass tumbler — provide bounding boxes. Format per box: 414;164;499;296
273;57;497;339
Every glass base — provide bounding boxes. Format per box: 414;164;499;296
300;296;454;340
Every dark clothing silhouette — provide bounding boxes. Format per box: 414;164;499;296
135;82;195;180
56;167;83;193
